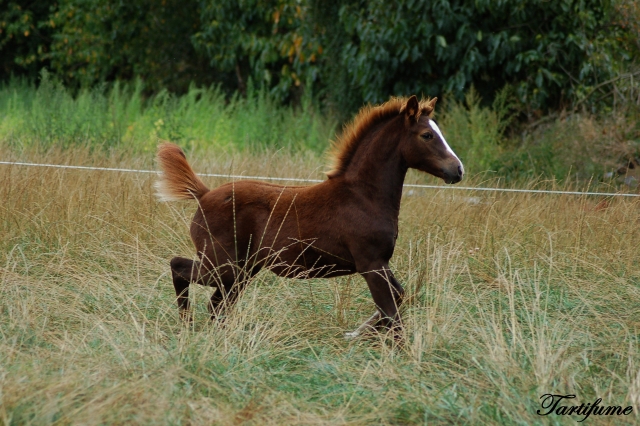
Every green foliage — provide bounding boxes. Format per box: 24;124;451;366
1;71;145;149
3;0;639;117
0;0;55;79
334;0;639;115
43;0;209;92
4;74;640;185
492;112;640;182
193;0;323;103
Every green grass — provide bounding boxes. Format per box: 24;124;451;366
1;145;639;424
0;71;336;154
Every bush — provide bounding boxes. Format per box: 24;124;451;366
492;109;640;183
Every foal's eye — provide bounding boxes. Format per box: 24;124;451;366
421;133;433;140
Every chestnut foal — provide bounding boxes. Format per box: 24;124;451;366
156;95;463;338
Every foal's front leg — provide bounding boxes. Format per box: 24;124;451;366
347;263;405;339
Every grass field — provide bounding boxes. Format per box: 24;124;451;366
1;143;639;425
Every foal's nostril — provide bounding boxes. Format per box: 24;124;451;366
457;165;463;177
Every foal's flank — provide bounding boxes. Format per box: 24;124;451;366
155;95;464;339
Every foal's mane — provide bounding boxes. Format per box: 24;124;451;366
326;96;436;178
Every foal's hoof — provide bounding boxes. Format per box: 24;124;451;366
344;326;377;341
179;311;193;323
344;331;361;340
345;327;405;344
209;314;227;323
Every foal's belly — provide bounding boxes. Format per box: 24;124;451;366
266;245;357;279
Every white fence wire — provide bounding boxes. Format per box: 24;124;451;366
1;160;639;198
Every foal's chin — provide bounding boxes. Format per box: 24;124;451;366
444;175;463;184
434;171;463;184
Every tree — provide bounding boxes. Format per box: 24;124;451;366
332;0;638;116
193;0;323;102
43;0;211;92
0;0;55;80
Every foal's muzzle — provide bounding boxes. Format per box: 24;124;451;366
443;164;464;184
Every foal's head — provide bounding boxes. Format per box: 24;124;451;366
400;96;464;184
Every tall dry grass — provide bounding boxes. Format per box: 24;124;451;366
1;146;640;424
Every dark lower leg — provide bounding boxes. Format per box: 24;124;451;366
362;267;405;333
170;257;199;321
208;266;248;320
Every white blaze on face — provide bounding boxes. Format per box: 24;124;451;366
429;119;462;164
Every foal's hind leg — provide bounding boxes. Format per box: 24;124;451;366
207;265;256;320
170;257;199;322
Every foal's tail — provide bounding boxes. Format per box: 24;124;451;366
155;142;209;201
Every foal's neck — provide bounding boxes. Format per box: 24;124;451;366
342;118;408;214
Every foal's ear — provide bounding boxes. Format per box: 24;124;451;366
423;97;438;117
404;95;420;123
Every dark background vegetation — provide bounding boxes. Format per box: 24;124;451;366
2;0;640;181
3;0;639;115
